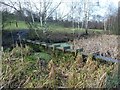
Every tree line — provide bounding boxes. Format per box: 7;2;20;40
1;0;119;34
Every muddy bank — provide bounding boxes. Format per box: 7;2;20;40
27;30;97;43
2;29;98;50
2;29;29;48
28;30;75;42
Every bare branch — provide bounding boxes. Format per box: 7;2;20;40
0;1;18;11
47;0;62;18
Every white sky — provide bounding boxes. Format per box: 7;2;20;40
1;0;120;20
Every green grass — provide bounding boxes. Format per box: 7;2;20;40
25;52;51;63
44;25;103;34
3;21;103;34
48;22;102;33
34;52;52;61
4;21;29;30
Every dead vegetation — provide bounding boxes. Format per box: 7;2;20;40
73;34;120;59
1;45;120;88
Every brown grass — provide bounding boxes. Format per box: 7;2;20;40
1;45;119;88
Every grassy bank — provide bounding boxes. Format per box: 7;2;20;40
3;21;103;34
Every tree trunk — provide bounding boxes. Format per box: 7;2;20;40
43;1;47;33
77;21;80;30
39;1;43;27
29;2;34;23
84;0;89;35
31;13;34;23
104;19;106;31
85;19;88;35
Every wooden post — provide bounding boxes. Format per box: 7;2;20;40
15;21;18;27
62;47;65;52
61;46;70;53
45;43;48;49
52;44;60;51
53;45;55;51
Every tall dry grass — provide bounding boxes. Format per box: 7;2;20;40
1;45;119;88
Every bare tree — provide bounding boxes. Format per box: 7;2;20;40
0;0;62;29
39;0;43;27
103;18;107;31
84;0;89;34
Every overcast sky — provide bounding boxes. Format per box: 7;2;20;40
1;0;120;20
